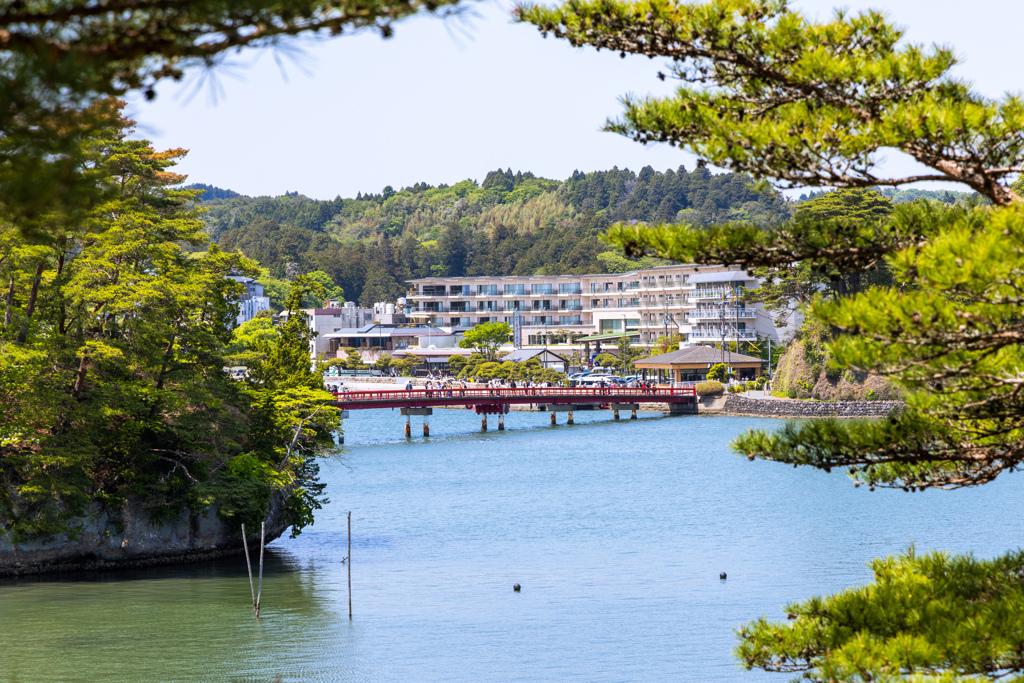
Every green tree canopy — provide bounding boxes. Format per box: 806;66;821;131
458;322;512;361
359;266;402;306
797;189;894;222
1;108;337;540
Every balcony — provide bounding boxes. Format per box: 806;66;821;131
692;288;743;301
558;284;582;295
688;308;756;321
688;328;758;341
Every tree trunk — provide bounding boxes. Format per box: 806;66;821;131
3;275;13;329
71;351;89;399
16;262;44;343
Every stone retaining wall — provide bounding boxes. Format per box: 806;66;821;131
723;395;903;419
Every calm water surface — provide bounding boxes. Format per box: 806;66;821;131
2;409;1020;682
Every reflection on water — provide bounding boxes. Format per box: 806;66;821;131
2;409;1023;682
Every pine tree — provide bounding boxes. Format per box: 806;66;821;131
517;0;1024;678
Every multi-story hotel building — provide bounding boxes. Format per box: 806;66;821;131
406;265;779;348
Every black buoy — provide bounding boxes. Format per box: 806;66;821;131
720;572;727;580
513;583;521;592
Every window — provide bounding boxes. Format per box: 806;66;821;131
532;300;552;311
504;284;525;295
477;284;498;295
422;285;446;296
450;285;464;296
560;299;582;311
531;284;553;295
559;283;582;294
560;315;582;325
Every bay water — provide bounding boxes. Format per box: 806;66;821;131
2;409;1021;682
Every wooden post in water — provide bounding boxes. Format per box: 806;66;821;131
613;409;620;420
631;409;638;420
242;523;257;616
255;521;265;618
567;410;574;425
423;418;429;437
498;412;504;431
348;511;352;620
550;412;556;425
481;415;487;431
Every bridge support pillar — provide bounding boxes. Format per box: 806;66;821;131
498;413;505;431
550;412;556;426
401;407;434;437
567;411;574;425
611;404;639;421
481;416;488;431
665;401;698;416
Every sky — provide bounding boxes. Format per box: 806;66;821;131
131;0;1024;200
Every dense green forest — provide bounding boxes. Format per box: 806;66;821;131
189;166;792;308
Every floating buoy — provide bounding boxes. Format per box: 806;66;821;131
513;583;521;592
720;572;727;580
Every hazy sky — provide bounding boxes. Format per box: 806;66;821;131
130;0;1024;200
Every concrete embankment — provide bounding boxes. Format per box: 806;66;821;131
0;492;288;577
720;394;904;419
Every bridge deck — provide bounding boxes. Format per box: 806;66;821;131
331;386;696;411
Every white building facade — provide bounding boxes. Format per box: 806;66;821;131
303;300;375;358
227;275;270;327
406;265;778;348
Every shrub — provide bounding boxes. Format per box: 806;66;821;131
706;363;728;382
695;380;725;396
755;376;767;389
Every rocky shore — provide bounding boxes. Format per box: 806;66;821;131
0;492;288;577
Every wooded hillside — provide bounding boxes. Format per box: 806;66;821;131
191;166;792;307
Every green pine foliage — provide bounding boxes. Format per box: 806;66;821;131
518;0;1024;678
738;549;1024;681
0;106;339;541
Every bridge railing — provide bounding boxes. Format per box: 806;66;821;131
330;386;695;404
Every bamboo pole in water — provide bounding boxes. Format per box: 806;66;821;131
348;511;352;620
242;523;256;615
256;521;265;618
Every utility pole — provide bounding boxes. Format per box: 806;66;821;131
720;291;726;366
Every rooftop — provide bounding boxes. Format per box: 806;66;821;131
501;348;569;363
635;346;763;367
321;324;446;339
688;271;756;284
405;264;743;285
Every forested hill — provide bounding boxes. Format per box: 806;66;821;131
198;166;793;308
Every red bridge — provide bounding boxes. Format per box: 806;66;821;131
330;386;698;437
